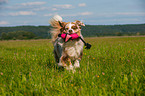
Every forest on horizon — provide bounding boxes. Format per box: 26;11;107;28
0;24;145;40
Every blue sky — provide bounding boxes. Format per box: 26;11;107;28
0;0;145;26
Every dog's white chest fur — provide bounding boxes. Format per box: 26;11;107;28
63;39;84;59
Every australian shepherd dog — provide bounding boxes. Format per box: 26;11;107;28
49;15;85;71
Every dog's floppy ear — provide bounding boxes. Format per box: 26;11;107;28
58;21;68;28
58;21;65;28
59;22;67;33
58;21;63;27
74;20;85;26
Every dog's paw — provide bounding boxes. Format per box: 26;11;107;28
65;65;76;73
58;63;67;67
58;63;63;67
74;60;80;68
74;64;80;68
65;65;74;70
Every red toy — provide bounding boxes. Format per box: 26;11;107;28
58;33;92;49
60;33;79;42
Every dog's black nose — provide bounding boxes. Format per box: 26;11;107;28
69;30;73;33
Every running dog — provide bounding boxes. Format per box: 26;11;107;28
49;15;85;70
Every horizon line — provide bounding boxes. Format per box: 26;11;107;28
0;23;145;27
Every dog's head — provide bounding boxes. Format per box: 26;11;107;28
60;20;84;35
64;22;78;34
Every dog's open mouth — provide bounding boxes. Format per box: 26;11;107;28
59;33;79;42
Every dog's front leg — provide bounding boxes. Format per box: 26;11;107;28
74;59;80;68
58;56;67;67
74;51;83;68
65;58;74;70
59;56;74;70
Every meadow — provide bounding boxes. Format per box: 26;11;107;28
0;37;145;96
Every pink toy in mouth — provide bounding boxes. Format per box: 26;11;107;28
61;33;79;42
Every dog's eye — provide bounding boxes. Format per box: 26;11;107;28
65;28;69;30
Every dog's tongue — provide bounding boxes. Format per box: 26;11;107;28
65;34;71;42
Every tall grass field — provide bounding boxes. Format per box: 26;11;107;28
0;37;145;95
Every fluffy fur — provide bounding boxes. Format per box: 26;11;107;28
49;15;85;70
49;15;63;43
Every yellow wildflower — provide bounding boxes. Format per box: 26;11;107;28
71;84;74;87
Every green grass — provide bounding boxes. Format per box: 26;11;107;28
0;37;145;96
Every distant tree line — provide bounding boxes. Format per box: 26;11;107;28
82;24;145;37
0;24;145;40
0;26;51;40
1;31;38;40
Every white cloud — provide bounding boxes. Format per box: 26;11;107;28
93;12;145;18
79;12;93;16
44;13;55;17
0;21;9;25
116;12;145;16
32;7;49;11
52;8;58;11
9;11;36;16
44;12;93;17
113;18;140;22
1;2;46;10
53;4;74;9
60;14;77;17
20;2;46;6
87;17;143;25
78;3;86;7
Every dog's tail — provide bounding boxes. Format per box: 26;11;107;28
49;15;63;42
